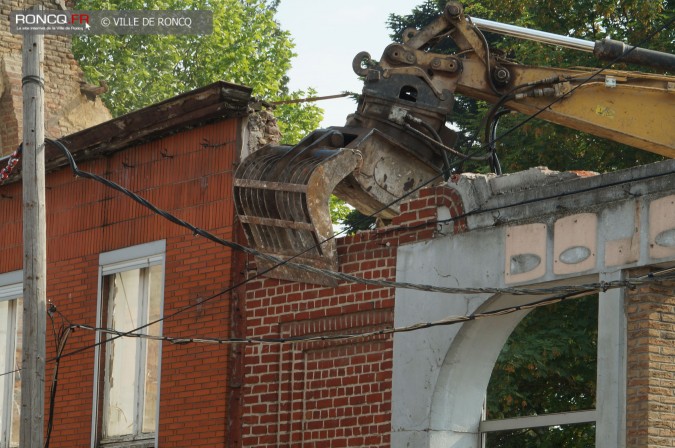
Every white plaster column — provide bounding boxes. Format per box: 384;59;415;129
596;270;627;448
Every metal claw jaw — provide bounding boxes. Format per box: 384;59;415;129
233;122;442;286
234;130;363;286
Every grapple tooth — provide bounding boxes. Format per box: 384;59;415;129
234;141;361;286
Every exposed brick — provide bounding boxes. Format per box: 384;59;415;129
626;273;675;448
241;187;425;446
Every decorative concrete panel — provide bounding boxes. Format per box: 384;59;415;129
554;213;598;275
649;195;675;259
504;223;547;284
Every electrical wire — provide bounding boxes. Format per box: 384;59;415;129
48;137;675;302
44;311;72;448
267;92;357;105
48;268;675;347
402;115;491;161
401;115;453;178
0;283;601;385
50;137;620;299
381;156;675;237
0;266;667;383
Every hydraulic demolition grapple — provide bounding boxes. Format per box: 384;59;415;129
234;1;675;285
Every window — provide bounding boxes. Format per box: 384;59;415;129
0;272;22;448
93;242;165;448
481;294;598;447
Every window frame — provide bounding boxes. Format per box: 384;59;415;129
479;278;625;447
0;270;22;448
91;241;166;448
479;409;597;446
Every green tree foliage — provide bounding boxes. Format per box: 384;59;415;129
272;87;324;144
388;0;672;173
341;208;376;234
485;295;598;447
329;195;353;227
72;0;322;144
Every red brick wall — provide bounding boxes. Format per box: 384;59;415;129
240;185;467;447
0;119;241;447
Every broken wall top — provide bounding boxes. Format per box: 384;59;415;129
0;0;112;155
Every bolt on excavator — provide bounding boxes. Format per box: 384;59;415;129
234;1;675;285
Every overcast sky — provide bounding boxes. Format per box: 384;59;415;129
275;0;419;127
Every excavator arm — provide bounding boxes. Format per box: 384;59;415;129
374;2;675;157
234;1;675;284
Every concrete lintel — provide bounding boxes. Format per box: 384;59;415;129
447;159;675;231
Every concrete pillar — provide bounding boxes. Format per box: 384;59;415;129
596;270;627;448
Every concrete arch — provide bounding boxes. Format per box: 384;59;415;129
390;223;599;447
426;273;601;446
426;294;532;447
392;164;675;448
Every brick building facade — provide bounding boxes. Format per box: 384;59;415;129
0;82;256;447
238;186;464;447
626;274;675;447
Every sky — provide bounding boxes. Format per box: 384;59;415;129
275;0;420;128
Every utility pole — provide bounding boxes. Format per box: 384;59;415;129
20;6;46;447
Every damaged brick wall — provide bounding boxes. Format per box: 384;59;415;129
241;235;396;447
0;0;111;156
239;185;467;447
245;108;281;155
